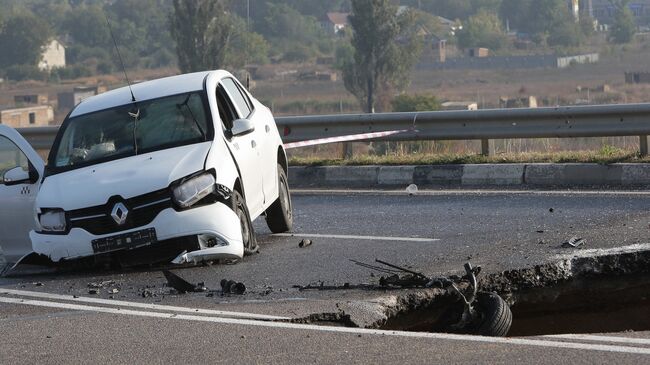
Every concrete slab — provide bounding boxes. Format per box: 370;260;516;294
288;167;326;187
462;164;525;186
524;164;566;186
621;164;650;185
378;166;415;185
324;166;379;187
413;165;463;185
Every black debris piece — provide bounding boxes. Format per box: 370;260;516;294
88;289;99;295
549;208;555;213
163;270;206;294
299;239;312;248
220;279;246;295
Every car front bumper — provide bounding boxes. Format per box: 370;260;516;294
30;202;243;263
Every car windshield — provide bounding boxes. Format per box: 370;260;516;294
52;92;209;169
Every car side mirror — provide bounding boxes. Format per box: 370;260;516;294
231;119;255;137
3;166;31;186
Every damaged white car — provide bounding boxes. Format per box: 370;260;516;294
0;70;293;268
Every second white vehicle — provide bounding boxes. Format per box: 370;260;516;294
1;70;293;266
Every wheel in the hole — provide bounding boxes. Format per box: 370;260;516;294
473;292;512;337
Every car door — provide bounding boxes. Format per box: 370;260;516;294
231;80;278;204
217;79;265;216
0;125;45;264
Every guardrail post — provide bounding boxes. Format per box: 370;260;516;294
342;142;353;159
640;135;649;156
481;139;493;156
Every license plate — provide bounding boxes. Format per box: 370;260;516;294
92;228;157;254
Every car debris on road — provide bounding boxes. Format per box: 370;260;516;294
562;237;586;248
298;239;312;248
221;279;246;295
163;270;207;294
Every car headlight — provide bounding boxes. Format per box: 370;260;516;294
39;210;66;232
172;172;216;209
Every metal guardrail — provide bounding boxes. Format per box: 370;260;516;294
15;103;650;156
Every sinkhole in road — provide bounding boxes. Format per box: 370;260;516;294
378;274;650;337
507;274;650;336
375;245;650;338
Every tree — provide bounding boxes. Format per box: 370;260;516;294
457;11;508;50
170;0;232;73
63;5;111;48
226;16;270;67
610;0;636;44
0;12;51;69
343;0;422;113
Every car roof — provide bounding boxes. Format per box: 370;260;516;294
70;70;230;118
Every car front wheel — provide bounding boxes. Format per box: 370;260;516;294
231;190;258;256
265;165;293;233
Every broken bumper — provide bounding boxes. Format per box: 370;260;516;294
30;202;244;263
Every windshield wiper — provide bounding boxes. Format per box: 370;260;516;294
177;94;206;139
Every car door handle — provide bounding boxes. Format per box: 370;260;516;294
265;125;270;133
251;140;257;148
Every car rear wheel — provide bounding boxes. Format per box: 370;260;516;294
265;165;293;233
231;190;258;256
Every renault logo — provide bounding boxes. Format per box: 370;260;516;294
111;203;129;226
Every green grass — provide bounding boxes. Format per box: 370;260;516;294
289;150;650;166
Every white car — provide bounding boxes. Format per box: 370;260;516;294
0;70;293;268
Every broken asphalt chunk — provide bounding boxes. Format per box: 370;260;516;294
298;239;312;248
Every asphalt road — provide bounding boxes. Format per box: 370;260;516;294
1;189;650;363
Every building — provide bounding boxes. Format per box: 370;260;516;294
57;85;107;110
321;12;349;34
589;0;650;24
14;94;49;106
38;39;66;71
625;71;650;84
440;101;478;111
0;105;54;128
500;96;538;109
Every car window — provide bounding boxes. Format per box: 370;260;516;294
221;78;253;119
0;135;29;179
52;92;209;169
216;85;238;131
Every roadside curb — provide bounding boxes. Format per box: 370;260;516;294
289;163;650;188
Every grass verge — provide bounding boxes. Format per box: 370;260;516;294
289;150;650;166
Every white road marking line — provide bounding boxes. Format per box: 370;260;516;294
292;189;650;197
544;334;650;346
272;233;438;242
0;288;289;321
2;295;650;356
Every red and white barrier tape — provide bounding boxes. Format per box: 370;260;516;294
284;129;413;149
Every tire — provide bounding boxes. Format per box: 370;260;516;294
231;190;258;256
265;165;293;233
473;292;512;337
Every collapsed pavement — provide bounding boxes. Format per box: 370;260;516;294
291;243;650;337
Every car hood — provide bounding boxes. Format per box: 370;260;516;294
37;142;212;211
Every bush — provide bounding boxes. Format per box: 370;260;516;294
391;94;440;112
51;65;93;80
96;60;114;75
4;65;47;81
